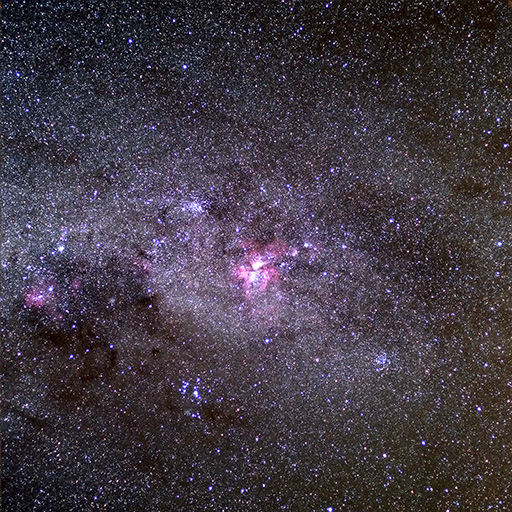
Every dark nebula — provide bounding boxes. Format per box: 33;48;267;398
2;1;511;511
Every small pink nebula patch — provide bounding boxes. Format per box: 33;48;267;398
25;280;57;309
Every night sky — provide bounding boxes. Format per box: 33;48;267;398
2;1;512;510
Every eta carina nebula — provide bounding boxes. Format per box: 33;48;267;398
233;239;289;297
230;236;331;327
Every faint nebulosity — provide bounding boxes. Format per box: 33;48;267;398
2;1;511;510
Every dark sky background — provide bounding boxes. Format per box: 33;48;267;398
2;1;512;510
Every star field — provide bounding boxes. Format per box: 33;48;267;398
2;1;512;510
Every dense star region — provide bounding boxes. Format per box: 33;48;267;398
2;1;512;511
